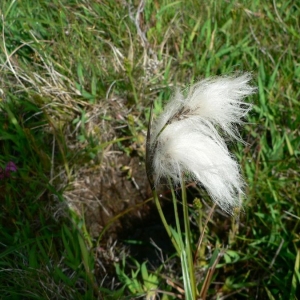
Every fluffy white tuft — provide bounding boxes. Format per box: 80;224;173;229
149;74;255;213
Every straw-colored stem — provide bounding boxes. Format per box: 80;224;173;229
194;203;216;265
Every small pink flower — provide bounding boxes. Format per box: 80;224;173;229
0;161;17;179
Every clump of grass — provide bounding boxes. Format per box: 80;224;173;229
146;73;255;299
0;0;299;299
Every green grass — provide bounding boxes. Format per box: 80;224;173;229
0;0;299;299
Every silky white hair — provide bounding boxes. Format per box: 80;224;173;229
148;73;255;213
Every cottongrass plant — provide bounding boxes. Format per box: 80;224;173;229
146;73;255;299
147;73;255;212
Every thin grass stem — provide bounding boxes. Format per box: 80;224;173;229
181;176;197;299
194;203;216;265
168;177;182;244
153;189;180;254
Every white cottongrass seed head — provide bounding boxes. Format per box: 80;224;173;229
147;73;256;213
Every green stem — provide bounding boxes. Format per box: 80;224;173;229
168;178;183;244
153;189;180;254
181;177;197;299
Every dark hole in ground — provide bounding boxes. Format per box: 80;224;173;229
69;152;234;289
115;195;183;267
